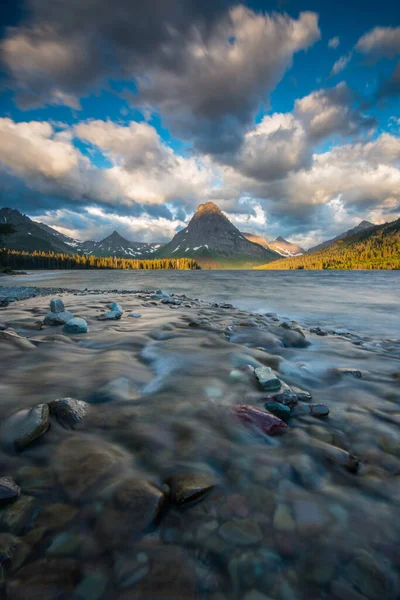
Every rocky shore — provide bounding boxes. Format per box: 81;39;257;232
0;286;399;600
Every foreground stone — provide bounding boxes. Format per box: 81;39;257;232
0;295;10;307
48;398;88;428
254;366;281;391
6;558;80;600
232;404;287;436
63;317;88;334
3;404;50;451
166;472;216;506
49;298;65;313
101;310;122;320
0;477;21;504
44;310;74;326
264;401;291;422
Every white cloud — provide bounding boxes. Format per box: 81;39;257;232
356;26;400;60
331;52;353;76
328;36;340;49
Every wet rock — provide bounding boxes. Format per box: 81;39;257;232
73;570;108;600
310;404;330;418
161;297;181;305
273;504;295;532
291;455;320;489
109;302;124;314
0;478;21;504
254;366;281;391
221;303;234;309
345;550;397;600
311;439;360;474
0;533;30;572
16;466;55;497
279;322;305;337
114;550;150;588
129;313;142;318
48;397;87;428
337;367;362;378
6;558;80;600
167;472;216;506
44;310;74;326
0;295;10;307
49;298;65;313
264;401;291;422
243;591;276;600
112;477;164;529
310;327;328;336
219;518;263;545
63;317;88;333
0;495;36;534
331;578;370;600
54;437;128;501
232;404;287;436
101;310;122;320
46;532;81;557
34;503;78;530
3;404;50;451
293;500;329;535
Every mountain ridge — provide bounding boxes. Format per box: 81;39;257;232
308;220;375;253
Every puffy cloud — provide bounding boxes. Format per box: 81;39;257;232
356;26;400;60
328;37;340;49
330;52;353;76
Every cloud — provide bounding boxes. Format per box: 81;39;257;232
356;26;400;61
1;2;320;153
330;52;353;76
328;37;340;49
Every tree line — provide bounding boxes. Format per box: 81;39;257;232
1;249;199;270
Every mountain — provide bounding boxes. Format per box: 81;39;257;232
308;220;375;253
157;202;280;268
266;236;305;256
241;232;269;248
257;218;400;270
0;208;162;258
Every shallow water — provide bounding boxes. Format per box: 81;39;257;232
0;273;400;600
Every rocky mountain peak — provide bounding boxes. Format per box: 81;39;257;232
196;202;222;215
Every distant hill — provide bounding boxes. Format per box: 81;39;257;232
257;218;400;270
242;232;305;256
308;220;375;253
241;232;269;248
157;202;280;268
79;231;163;258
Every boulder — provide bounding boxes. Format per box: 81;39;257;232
3;404;50;451
63;317;88;334
48;398;88;428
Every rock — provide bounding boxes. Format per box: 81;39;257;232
72;570;108;600
273;504;295;532
166;472;216;506
0;296;10;307
34;503;78;531
44;311;74;326
63;317;88;334
16;466;55;497
311;439;360;474
337;367;362;378
291;455;319;489
243;591;276;600
3;404;50;451
232;404;287;436
293;500;329;535
161;298;181;305
0;329;36;350
109;302;124;314
0;533;30;572
310;327;328;336
101;310;122;320
0;495;36;534
0;478;21;504
54;437;128;501
331;578;370;600
264;401;291;422
48;397;87;428
49;298;65;313
254;366;281;391
279;322;305;337
128;313;142;318
310;404;330;418
46;533;81;557
345;550;397;600
112;477;164;530
114;550;150;588
6;558;80;600
219;519;262;545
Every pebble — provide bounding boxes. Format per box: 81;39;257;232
128;313;142;318
273;504;295;532
49;298;65;313
232;404;287;436
219;519;263;545
112;477;165;530
63;317;88;334
310;327;328;336
166;471;216;506
254;366;281;391
3;404;50;451
0;477;21;504
264;401;291;422
293;500;329;535
310;404;330;418
48;397;88;428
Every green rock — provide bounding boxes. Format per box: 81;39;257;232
264;401;291;422
254;366;281;391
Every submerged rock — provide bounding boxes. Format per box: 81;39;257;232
310;327;328;336
337;367;362;378
264;401;291;422
232;404;287;436
101;310;122;320
0;533;30;572
48;397;88;428
219;519;263;545
254;366;281;391
345;550;397;600
0;495;36;534
0;478;21;504
167;472;216;506
310;404;330;418
63;317;88;334
6;558;80;600
44;311;74;326
49;298;65;313
3;404;50;451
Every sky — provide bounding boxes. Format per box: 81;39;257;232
0;0;399;248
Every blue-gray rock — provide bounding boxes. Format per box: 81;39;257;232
0;296;10;307
50;298;65;313
0;477;21;504
63;318;88;334
128;313;142;318
254;366;281;391
109;302;124;314
48;398;88;428
44;311;74;326
310;404;330;418
102;310;122;320
3;404;50;451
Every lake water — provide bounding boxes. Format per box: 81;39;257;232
0;270;400;599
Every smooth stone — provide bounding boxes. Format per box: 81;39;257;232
44;311;74;326
54;437;128;501
34;503;78;530
46;533;81;557
264;401;291;422
49;298;65;313
63;317;88;334
73;571;108;600
0;295;10;307
219;519;263;545
109;302;124;313
16;466;55;496
114;550;150;588
0;477;21;504
255;366;281;391
112;478;164;531
293;500;328;534
6;558;80;600
0;533;30;572
0;495;36;534
166;472;216;506
232;404;287;436
337;367;362;378
310;404;330;418
3;404;50;451
273;504;295;532
345;550;397;600
101;310;122;320
128;313;142;318
48;397;87;428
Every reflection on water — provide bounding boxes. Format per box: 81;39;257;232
0;274;399;599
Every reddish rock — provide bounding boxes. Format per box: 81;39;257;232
232;404;287;436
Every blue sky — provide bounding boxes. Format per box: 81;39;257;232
0;0;399;246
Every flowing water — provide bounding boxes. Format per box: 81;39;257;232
0;270;399;600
